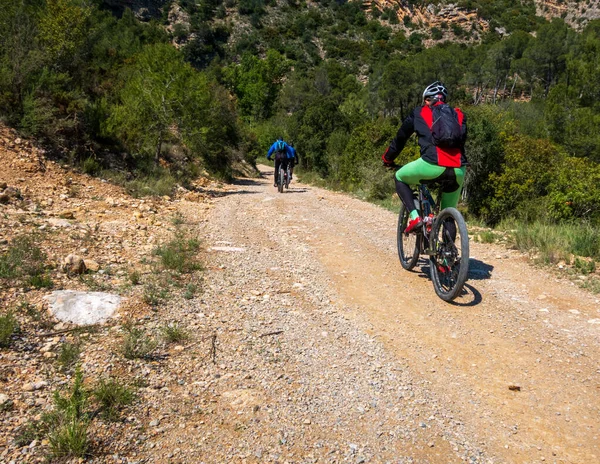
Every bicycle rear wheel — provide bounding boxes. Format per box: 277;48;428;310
429;207;469;301
397;204;421;270
277;166;284;193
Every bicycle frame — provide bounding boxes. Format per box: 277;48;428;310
415;183;443;255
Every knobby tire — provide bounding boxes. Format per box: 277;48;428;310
429;207;469;301
397;204;420;270
277;166;284;193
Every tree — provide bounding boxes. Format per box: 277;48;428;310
107;44;193;164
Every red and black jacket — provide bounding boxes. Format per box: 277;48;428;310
382;102;467;168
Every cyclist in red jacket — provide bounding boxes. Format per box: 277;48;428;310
382;81;468;234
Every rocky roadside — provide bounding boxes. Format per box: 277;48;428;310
0;126;216;463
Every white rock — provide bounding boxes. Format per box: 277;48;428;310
44;290;123;325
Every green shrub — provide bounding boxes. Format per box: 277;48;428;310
0;312;17;348
57;343;81;371
161;322;189;343
153;232;202;273
184;282;198;299
27;273;54;289
479;230;499;243
48;367;90;459
142;280;170;306
82;157;101;175
121;325;157;359
92;378;135;421
0;236;48;280
509;220;600;263
574;257;596;275
128;269;141;286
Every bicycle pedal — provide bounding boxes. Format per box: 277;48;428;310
424;249;436;256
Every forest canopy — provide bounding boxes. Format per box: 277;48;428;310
1;0;600;224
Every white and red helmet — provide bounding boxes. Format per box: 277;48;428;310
423;81;448;102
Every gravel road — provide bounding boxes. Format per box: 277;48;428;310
137;165;599;463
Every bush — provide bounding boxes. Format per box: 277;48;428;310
48;368;90;459
0;236;48;280
57;343;81;371
161;322;189;343
153;232;202;273
92;378;135;421
0;312;17;348
509;220;600;263
121;325;157;359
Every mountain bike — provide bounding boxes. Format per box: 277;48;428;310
284;163;291;189
276;162;291;193
395;172;470;302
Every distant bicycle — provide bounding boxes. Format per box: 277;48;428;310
392;164;469;301
276;163;291;193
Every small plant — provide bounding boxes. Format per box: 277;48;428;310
92;377;135;421
574;257;596;275
48;367;90;459
82;157;101;175
128;269;141;285
142;280;170;306
79;275;111;292
27;273;54;289
479;230;498;244
121;324;157;359
13;418;49;447
18;300;40;320
171;211;185;226
152;231;202;274
0;235;48;280
162;322;189;344
0;312;17;348
57;342;81;371
184;282;198;299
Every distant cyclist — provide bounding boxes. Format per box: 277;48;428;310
288;143;299;180
381;81;468;235
267;138;293;187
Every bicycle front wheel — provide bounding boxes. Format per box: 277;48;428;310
429;207;469;302
277;166;284;193
397;204;421;270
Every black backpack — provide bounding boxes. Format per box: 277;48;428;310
431;104;465;148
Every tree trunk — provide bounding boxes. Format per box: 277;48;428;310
510;74;518;99
155;132;163;165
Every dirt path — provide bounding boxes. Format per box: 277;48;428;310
173;165;599;463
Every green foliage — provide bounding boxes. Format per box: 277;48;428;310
152;232;202;274
48;367;90;459
184;282;199;299
142;279;170;306
510;220;600;262
224;50;290;120
121;324;158;359
488;134;564;223
106;44;192;164
58;342;81;372
161;322;190;343
0;312;17;348
547;157;600;222
92;377;135;421
0;235;48;281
